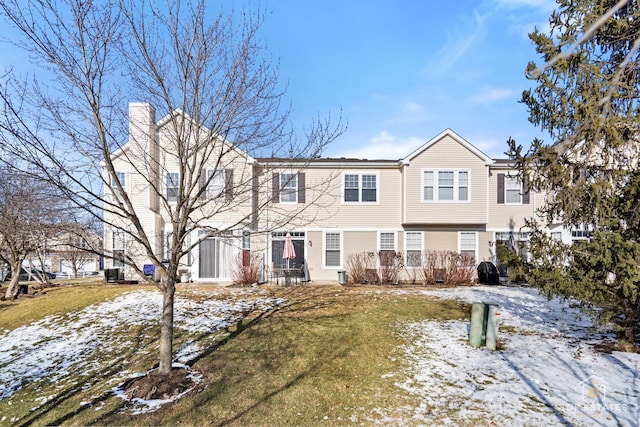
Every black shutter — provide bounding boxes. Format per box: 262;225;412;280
198;170;206;199
497;174;505;204
251;174;259;229
522;175;530;204
297;172;305;204
272;173;280;203
225;169;234;201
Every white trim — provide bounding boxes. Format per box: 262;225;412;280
377;230;397;252
323;230;343;269
403;128;494;166
421;168;471;203
458;231;478;262
404;231;424;268
504;174;523;205
279;170;299;204
165;171;180;203
341;171;380;205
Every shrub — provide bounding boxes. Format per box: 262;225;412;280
420;250;475;286
377;251;403;285
231;252;259;285
345;251;403;285
345;252;375;284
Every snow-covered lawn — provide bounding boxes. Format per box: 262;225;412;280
1;284;639;426
378;285;640;426
0;286;286;421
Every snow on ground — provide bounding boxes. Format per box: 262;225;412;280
2;284;639;425
377;285;640;426
0;287;286;414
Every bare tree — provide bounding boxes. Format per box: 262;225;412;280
0;165;66;299
0;0;344;380
49;222;102;278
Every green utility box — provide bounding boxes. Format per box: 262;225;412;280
470;302;500;350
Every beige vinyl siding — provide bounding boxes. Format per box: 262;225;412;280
304;230;381;281
487;168;541;230
404;134;488;224
315;167;402;229
261;165;402;230
424;231;458;252
477;231;495;262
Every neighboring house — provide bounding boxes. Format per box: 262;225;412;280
104;102;549;282
47;230;103;277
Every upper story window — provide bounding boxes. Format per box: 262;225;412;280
206;169;225;199
109;171;126;199
423;169;469;202
111;171;125;188
497;173;530;205
272;172;305;204
280;172;298;203
505;176;522;204
166;172;179;202
344;173;377;203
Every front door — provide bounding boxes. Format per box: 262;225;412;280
199;237;235;279
199;238;217;279
271;231;305;268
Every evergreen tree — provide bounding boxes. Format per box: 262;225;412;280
508;0;640;346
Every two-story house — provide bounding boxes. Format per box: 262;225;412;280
103;102;547;282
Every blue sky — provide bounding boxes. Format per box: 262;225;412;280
263;0;558;159
0;0;558;160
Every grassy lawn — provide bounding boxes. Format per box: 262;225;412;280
0;282;468;426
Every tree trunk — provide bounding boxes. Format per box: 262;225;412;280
4;269;21;300
158;280;176;375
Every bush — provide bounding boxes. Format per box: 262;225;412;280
378;251;402;285
344;251;403;285
420;250;475;287
345;250;475;286
345;252;376;284
231;252;259;285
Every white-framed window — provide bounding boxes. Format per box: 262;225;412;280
505;175;522;204
324;231;342;268
571;229;591;244
405;231;423;268
166;172;179;202
459;232;476;260
242;230;251;251
280;172;297;203
379;232;396;252
423;169;470;202
112;230;125;267
496;231;530;261
206;169;225;199
458;171;469;201
111;171;125;188
109;171;126;199
344;173;377;203
378;231;396;267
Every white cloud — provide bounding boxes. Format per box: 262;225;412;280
334;131;426;160
489;0;557;39
470;87;514;103
403;101;425;113
493;0;557;12
470;136;506;158
424;10;489;76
